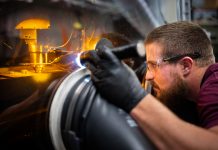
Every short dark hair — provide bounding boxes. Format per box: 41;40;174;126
145;21;215;67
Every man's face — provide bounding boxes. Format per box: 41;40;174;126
145;43;189;105
154;72;189;106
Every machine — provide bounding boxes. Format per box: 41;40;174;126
0;1;158;149
1;0;215;149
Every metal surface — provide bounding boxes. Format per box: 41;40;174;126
49;68;90;150
113;0;165;37
177;0;191;21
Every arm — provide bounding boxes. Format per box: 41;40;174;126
131;94;218;150
85;42;218;149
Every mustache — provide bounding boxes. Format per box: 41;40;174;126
149;81;159;97
150;81;159;89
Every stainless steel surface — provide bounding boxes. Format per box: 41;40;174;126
49;68;90;150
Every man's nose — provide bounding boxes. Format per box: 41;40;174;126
145;70;154;81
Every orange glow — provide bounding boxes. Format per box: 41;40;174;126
15;18;50;29
15;18;104;73
32;73;51;83
16;18;50;73
81;29;100;51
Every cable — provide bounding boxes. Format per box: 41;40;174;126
49;29;74;50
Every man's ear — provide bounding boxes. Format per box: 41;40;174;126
179;57;193;76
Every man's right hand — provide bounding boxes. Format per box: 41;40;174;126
85;43;148;112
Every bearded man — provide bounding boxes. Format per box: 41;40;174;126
86;21;218;149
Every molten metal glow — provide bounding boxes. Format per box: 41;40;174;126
81;29;100;51
74;29;101;68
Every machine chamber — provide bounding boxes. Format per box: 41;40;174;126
0;66;155;150
0;0;168;149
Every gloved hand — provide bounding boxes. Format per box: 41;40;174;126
85;44;148;113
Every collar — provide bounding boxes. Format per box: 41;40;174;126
200;63;218;87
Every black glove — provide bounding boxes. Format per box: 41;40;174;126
85;44;148;112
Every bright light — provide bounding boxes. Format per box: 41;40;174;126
75;53;86;68
81;29;100;51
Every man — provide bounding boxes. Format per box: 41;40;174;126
86;21;218;149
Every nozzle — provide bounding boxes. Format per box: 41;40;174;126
79;38;146;66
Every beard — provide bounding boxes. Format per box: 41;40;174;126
151;73;199;124
152;73;189;109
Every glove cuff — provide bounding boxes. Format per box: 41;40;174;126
125;89;148;113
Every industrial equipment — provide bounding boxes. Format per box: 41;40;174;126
0;1;155;148
1;0;214;149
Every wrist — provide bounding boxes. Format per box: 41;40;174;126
125;89;148;113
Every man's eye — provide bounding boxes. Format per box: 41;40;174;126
151;63;156;67
147;63;156;70
150;63;156;68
